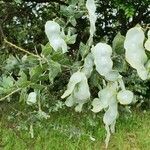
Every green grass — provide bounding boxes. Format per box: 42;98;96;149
0;103;150;150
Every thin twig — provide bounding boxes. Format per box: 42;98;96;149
0;88;21;101
4;39;41;59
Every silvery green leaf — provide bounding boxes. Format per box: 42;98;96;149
66;34;77;44
112;32;125;54
98;82;117;105
137;66;148;80
15;0;22;4
117;90;133;105
79;42;90;59
29;65;43;82
27;92;37;105
41;43;52;57
48;60;61;83
124;26;148;80
16;71;29;88
0;76;15;89
5;55;19;71
69;17;77;26
110;120;116;134
21;55;27;62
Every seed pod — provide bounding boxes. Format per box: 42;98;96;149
82;53;94;78
91;43;120;81
27;92;37;105
117;90;133;105
45;21;67;53
124;26;148;80
86;0;97;45
145;30;150;51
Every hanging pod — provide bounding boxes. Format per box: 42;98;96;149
81;53;94;78
145;30;150;51
61;71;90;112
124;26;148;80
45;21;67;53
86;0;97;45
91;82;118;148
103;96;118;148
27;92;37;105
117;90;133;105
91;43;120;81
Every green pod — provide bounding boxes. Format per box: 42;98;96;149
117;90;133;105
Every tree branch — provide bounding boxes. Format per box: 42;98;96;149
0;88;21;101
2;0;68;6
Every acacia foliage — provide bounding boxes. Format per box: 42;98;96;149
0;0;150;148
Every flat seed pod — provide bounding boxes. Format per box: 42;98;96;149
91;83;118;113
103;98;118;148
92;43;112;57
27;92;37;105
45;21;67;53
86;0;97;45
45;21;60;35
82;53;94;78
98;87;112;108
117;90;133;105
73;79;90;102
75;103;84;112
91;98;103;113
49;35;67;53
145;30;150;51
94;61;113;76
61;71;84;99
124;26;148;80
105;70;121;81
65;94;75;107
137;66;148;80
92;43;114;78
86;0;96;14
145;40;150;51
145;60;150;71
103;98;118;126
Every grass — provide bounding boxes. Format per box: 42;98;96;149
0;103;150;150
